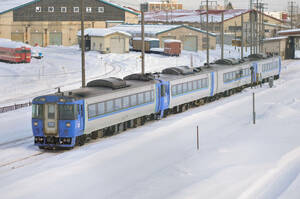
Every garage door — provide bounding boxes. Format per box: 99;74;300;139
49;32;62;46
30;33;43;46
161;36;176;48
183;36;198;52
110;37;125;53
11;33;24;42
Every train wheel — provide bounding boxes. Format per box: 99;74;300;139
91;131;98;139
78;135;86;146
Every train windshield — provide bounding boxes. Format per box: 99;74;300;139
59;104;77;120
32;104;43;119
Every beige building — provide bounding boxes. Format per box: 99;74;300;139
156;25;216;51
110;24;216;52
80;28;131;53
0;0;139;47
262;37;287;59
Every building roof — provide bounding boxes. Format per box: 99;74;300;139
77;28;131;37
0;0;139;15
144;9;284;24
110;24;216;37
278;29;300;35
263;36;288;42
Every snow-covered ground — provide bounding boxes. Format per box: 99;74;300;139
0;44;300;198
0;45;248;106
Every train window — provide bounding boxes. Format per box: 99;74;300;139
188;81;193;91
130;94;137;106
151;90;154;101
138;93;144;104
88;104;97;118
172;85;177;96
32;104;43;119
48;104;55;119
106;100;114;113
197;80;202;88
177;84;183;94
114;98;122;111
59;105;77;120
203;79;208;88
193;80;197;90
97;102;105;115
145;91;151;103
182;83;188;93
123;96;130;108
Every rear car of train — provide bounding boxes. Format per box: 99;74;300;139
32;95;84;149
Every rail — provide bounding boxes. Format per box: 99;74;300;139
0;102;32;114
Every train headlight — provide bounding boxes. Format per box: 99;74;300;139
66;122;71;127
34;122;38;126
59;98;65;102
40;98;46;102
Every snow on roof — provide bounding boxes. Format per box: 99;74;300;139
144;9;249;23
263;36;288;42
278;29;300;34
164;39;181;43
0;38;30;48
110;24;181;37
132;37;159;41
0;0;33;14
77;28;131;37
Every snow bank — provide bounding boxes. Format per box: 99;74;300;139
0;38;30;48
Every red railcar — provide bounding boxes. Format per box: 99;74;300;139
0;40;31;63
164;39;181;56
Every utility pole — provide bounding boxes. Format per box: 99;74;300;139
141;3;147;75
81;0;86;88
206;0;210;67
221;11;224;60
241;13;244;59
250;0;253;54
288;1;297;29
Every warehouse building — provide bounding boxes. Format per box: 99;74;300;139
0;0;139;46
110;24;216;52
78;28;131;53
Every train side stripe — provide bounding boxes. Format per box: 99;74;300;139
210;72;214;96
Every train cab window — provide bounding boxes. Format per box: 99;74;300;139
145;91;151;103
114;98;122;111
97;102;105;115
130;95;137;106
188;81;193;91
182;83;188;93
59;104;77;120
161;85;166;97
123;96;130;108
106;100;114;113
177;84;183;95
48;104;55;119
138;93;144;104
32;104;43;119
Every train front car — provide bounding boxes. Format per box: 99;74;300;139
32;95;84;149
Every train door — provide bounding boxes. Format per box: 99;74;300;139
157;80;170;118
77;101;85;135
44;104;58;136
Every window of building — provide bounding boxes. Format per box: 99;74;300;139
48;6;54;12
98;7;104;13
74;7;79;13
86;7;92;13
36;7;42;12
61;7;67;13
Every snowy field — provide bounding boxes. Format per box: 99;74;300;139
0;45;248;106
0;44;300;198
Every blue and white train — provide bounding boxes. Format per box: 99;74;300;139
32;55;281;149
